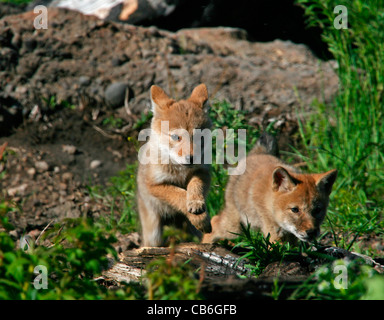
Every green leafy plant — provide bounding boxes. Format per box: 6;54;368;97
326;186;383;251
233;224;296;276
290;259;378;300
0;207;141;299
145;256;202;300
41;96;76;111
145;228;202;300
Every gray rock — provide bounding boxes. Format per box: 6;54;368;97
104;82;129;108
78;76;91;86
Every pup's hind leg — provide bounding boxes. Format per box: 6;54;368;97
202;209;241;243
138;197;162;247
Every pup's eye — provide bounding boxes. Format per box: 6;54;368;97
290;207;300;213
171;134;181;141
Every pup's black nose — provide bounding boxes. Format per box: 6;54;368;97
307;229;319;240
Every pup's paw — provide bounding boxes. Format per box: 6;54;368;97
187;199;206;215
188;212;212;233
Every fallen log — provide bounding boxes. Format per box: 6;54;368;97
101;243;251;284
98;240;384;299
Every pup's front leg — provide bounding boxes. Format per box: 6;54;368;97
146;175;211;233
186;173;211;233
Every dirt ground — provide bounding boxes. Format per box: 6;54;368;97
0;103;137;236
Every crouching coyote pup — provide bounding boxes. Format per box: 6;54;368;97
137;84;212;247
203;133;337;244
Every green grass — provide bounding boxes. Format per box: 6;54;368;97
273;0;384;299
232;225;296;277
295;0;384;250
0;0;33;5
86;163;139;234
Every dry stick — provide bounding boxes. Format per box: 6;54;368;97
35;220;54;246
92;125;120;139
124;88;132;116
293;162;308;168
47;225;65;248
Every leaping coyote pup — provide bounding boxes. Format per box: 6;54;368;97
137;84;212;247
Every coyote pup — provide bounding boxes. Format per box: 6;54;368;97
203;133;337;244
137;84;212;247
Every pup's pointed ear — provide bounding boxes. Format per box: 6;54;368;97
316;169;338;196
189;83;208;107
272;167;296;192
150;85;173;115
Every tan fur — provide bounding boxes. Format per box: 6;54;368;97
137;84;212;247
203;143;337;244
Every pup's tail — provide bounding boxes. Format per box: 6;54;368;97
249;132;279;157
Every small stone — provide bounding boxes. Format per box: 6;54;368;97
111;57;122;67
35;160;49;172
104;82;129;108
62;144;77;155
27;167;36;177
62;172;73;182
9;229;19;239
52;192;59;201
11;32;21;48
66;208;81;219
59;183;68;190
90;160;102;169
78;76;91;86
112;150;123;159
15;86;28;94
7;183;28;197
23;38;37;52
